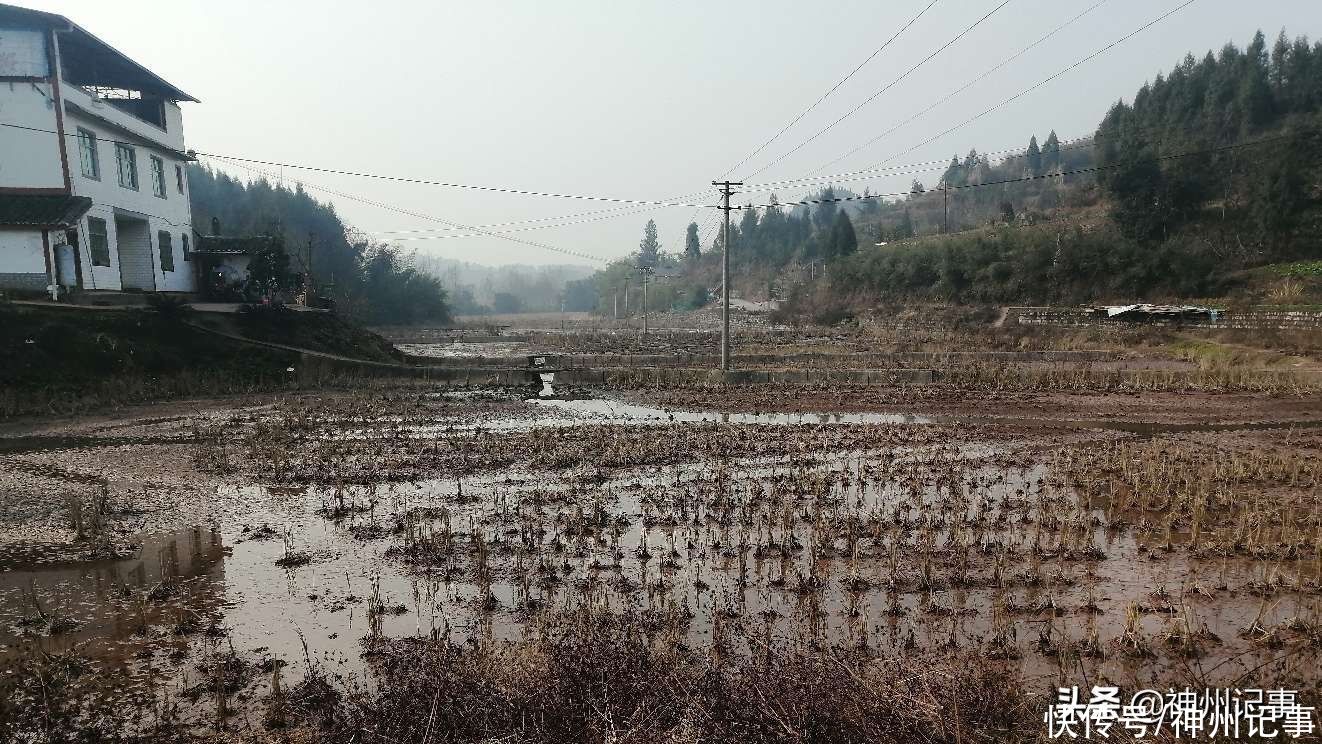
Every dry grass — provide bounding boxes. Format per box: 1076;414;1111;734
315;612;1033;744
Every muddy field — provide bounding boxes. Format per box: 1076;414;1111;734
1;345;1320;741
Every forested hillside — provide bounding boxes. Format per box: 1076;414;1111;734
577;29;1322;317
1096;30;1322;253
186;165;450;325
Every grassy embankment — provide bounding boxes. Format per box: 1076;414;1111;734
0;303;402;419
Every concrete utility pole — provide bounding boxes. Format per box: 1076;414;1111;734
942;186;950;234
640;268;649;339
712;180;741;371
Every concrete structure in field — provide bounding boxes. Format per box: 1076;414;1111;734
0;3;198;296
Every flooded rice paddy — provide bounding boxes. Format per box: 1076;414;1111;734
2;384;1319;736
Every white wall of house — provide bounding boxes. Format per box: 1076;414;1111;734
66;124;195;292
75;211;119;291
0;228;46;272
0;227;49;291
0;76;65;189
62;91;195;292
1;22;196;294
60;83;187;153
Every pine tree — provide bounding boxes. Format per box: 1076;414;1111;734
1239;30;1273;131
1025;135;1043;176
942;156;962;186
739;205;759;247
638;219;660;268
813;187;838;232
896;208;914;239
1270;29;1291;93
858;188;880;215
828;211;858;259
1042;130;1061;172
684;222;701;263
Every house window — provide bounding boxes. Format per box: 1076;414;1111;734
158;230;175;272
181;233;190;261
175;164;185;194
150;156;167;198
115;143;138;190
88;217;110;267
76;128;99;180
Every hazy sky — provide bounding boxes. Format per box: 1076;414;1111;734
24;0;1322;266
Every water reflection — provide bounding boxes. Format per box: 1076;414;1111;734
0;527;225;658
530;398;936;425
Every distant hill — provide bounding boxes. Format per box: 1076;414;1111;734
575;28;1322;314
412;255;595;315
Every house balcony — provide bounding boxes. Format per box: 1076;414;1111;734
59;82;186;154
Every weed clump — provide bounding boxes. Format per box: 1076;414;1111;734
308;614;1030;743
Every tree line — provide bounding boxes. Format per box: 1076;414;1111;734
573;28;1322;315
186;165;450;325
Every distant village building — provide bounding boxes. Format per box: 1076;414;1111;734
0;3;198;296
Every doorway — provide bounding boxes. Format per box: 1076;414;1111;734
114;216;155;291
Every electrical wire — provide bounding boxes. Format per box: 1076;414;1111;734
735;133;1290;210
740;0;1014;181
368;204;664;241
367;189;713;237
731;0;1196;195
203;153;616;264
719;0;939;179
192;150;714;209
860;0;1198;177
738;118;1187;197
0;121;715;210
808;0;1108;177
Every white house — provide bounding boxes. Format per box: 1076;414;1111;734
0;3;198;296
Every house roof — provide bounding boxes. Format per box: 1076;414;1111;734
1100;304;1218;317
0;3;198;102
0;194;93;227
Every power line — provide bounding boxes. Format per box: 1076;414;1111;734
857;0;1197;180
808;0;1107;177
695;210;723;250
0;121;715;210
675;4;939;254
191;151;716;209
740;119;1181;196
319;118;1225;248
372;204;680;241
740;0;1014;181
365;197;706;239
733;0;1196;195
203;153;615;264
719;0;939;179
735;133;1292;210
370;191;708;234
740;136;1068;194
1;118;711;264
